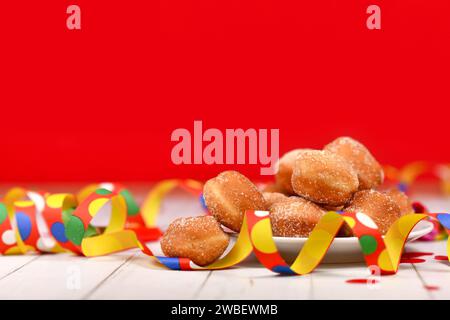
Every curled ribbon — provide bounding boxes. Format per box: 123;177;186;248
384;161;428;193
152;210;450;274
0;180;205;257
383;162;448;241
0;187;140;255
436;164;450;196
139;179;205;227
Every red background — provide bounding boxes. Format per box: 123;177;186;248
1;1;449;182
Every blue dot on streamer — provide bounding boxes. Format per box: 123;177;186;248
157;256;181;270
272;265;296;275
15;212;32;241
199;194;207;211
51;222;68;243
437;214;450;230
398;183;408;193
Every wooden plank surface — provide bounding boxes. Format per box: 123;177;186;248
196;260;312;300
0;243;447;300
310;262;431;300
87;243;213;300
0;251;136;299
407;241;450;300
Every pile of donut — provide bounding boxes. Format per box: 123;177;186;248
161;137;413;266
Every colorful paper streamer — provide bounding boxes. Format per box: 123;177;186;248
383;161;428;193
436;164;450;196
151;210;450;274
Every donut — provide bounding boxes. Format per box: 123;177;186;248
261;182;288;194
275;149;311;195
324;136;384;190
291;150;359;206
160;216;230;266
320;204;344;211
270;197;326;237
263;192;288;209
203;170;267;232
384;188;413;216
345;189;401;234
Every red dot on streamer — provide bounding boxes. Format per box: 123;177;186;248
434;255;449;261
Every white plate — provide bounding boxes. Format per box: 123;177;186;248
232;220;434;264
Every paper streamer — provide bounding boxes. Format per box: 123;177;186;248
139;179;205;227
151;210;450;274
0;179;449;277
77;182;161;241
0;187;137;255
76;180;205;242
384;162;448;241
0;180;205;256
436;164;450;196
413;202;447;242
384;161;428;193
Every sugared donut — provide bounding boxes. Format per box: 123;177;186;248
320;204;344;211
263;192;288;209
275;149;310;195
270;197;326;237
203;170;267;232
324;137;384;190
291;150;359;206
345;189;401;234
160;216;230;266
261;182;288;194
384;188;413;216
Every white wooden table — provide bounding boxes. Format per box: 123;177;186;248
0;183;449;300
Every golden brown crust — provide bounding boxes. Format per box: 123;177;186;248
320;204;344;211
261;182;289;194
263;192;288;209
275;149;310;195
324;137;384;190
160;216;230;266
270;197;326;237
345;189;401;234
203;170;267;232
291;150;359;206
384;188;413;216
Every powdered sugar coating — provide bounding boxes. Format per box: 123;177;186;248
345;189;401;235
270;197;326;237
261;182;287;194
324;136;384;190
384;188;413;216
275;149;311;195
291;150;359;206
160;216;230;266
263;192;288;209
203;171;267;232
